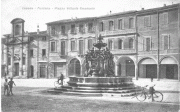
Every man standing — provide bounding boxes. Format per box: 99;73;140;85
60;73;64;86
4;78;9;95
8;78;16;95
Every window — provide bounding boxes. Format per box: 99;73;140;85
145;38;151;51
30;49;33;57
109;21;114;31
61;25;65;34
51;26;55;35
71;24;76;34
88;23;93;32
118;39;122;49
23;57;25;65
71;41;76;51
50;42;56;52
8;57;11;65
15;25;21;35
118;19;123;30
79;24;84;33
99;22;104;31
61;41;66;55
108;39;113;50
42;49;46;57
88;39;93;49
144;16;151;27
162;13;168;24
129;38;134;49
42;36;46;41
79;40;84;55
163;35;170;50
129;18;134;28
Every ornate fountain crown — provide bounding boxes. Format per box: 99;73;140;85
93;35;107;50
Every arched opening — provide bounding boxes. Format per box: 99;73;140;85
138;58;157;78
160;57;178;79
30;65;34;77
117;57;135;77
15;25;21;35
68;58;81;76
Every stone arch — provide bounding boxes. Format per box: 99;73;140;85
138;57;157;78
116;56;135;77
159;56;179;79
68;58;81;76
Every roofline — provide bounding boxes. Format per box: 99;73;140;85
46;17;97;25
137;3;179;15
97;10;137;19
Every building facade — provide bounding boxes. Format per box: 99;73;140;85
2;3;180;81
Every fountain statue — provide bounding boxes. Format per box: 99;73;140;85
85;35;115;77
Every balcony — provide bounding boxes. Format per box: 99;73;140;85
100;29;136;36
111;49;136;55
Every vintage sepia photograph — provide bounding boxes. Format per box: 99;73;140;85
1;0;180;111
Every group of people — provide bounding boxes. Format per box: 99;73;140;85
4;78;16;96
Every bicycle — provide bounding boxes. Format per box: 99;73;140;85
133;85;163;102
54;80;61;88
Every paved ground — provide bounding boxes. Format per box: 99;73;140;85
1;87;180;112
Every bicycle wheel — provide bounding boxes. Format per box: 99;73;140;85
54;81;59;88
136;92;146;102
153;91;163;102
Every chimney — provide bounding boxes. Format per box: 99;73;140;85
37;25;39;34
164;4;166;7
110;10;112;14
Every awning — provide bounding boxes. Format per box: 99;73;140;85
50;60;66;63
141;58;156;64
160;57;178;64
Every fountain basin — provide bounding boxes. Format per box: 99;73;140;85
67;76;134;87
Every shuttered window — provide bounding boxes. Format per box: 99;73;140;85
118;39;123;49
109;21;114;31
99;22;104;31
88;39;93;50
129;38;134;49
50;42;56;52
146;38;151;51
71;41;76;51
61;41;66;55
79;40;84;55
144;16;151;27
108;39;113;50
129;18;134;28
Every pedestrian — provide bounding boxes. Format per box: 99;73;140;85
4;78;9;95
148;77;155;102
60;73;64;86
8;78;16;95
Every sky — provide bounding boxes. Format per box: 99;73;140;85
1;0;180;36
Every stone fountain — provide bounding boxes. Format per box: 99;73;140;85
67;35;133;88
48;35;135;97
